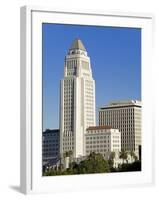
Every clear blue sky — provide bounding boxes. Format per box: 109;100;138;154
42;23;141;130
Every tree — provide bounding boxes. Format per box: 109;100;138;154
108;152;115;170
43;152;111;176
130;151;138;161
63;151;69;158
68;150;73;169
63;150;73;158
109;152;115;160
119;150;128;164
78;152;110;174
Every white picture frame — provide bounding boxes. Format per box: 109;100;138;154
20;5;154;194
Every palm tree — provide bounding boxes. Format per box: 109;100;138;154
63;150;73;158
63;152;67;158
63;151;70;157
109;152;115;160
68;150;73;165
68;150;73;157
119;150;128;164
108;152;115;168
130;151;138;162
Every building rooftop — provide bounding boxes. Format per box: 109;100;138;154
86;125;112;131
69;38;86;51
100;100;142;110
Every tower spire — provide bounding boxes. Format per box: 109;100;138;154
69;38;86;51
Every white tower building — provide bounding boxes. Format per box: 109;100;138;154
60;39;96;158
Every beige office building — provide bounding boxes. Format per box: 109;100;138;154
85;126;121;159
99;100;141;156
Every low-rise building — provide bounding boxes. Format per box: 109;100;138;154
85;126;121;160
42;129;60;166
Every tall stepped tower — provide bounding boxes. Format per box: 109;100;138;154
60;39;96;158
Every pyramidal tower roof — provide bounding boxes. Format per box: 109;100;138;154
69;38;86;51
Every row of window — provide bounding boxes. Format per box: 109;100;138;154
43;148;59;152
63;113;73;117
67;65;76;70
64;86;73;90
85;90;93;94
86;137;110;143
85;107;94;111
63;131;73;136
86;134;110;139
43;140;59;143
43;144;59;148
63;136;74;140
99;119;135;125
43;133;58;137
63;147;73;150
112;140;120;143
64;94;73;97
85;96;94;100
86;147;110;151
63;112;73;115
66;60;77;68
112;144;120;147
64;79;74;83
113;136;120;139
64;102;73;106
85;109;93;113
67;72;76;76
99;112;135;117
64;127;73;131
99;116;135;121
86;141;110;144
86;115;94;119
63;94;73;98
99;123;135;130
43;153;58;157
99;116;135;120
66;67;76;71
85;79;93;83
100;108;135;113
63;142;74;146
64;122;73;125
63;116;73;119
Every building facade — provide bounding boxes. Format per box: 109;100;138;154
42;129;60;166
85;126;121;159
99;100;141;156
60;39;96;158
